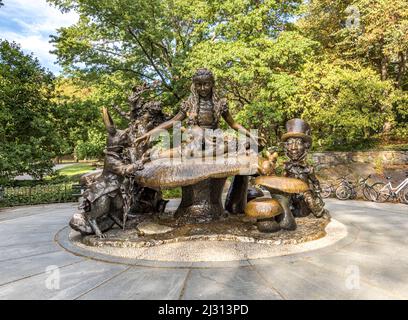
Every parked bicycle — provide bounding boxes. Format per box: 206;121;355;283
373;172;408;204
320;183;333;199
320;176;355;200
358;175;383;202
335;176;356;200
320;175;379;201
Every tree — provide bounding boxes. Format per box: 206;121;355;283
49;0;313;142
185;30;319;142
48;0;304;104
53;75;133;160
49;0;407;150
0;40;60;181
299;0;408;89
289;60;395;149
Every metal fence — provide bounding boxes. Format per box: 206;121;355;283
0;183;80;207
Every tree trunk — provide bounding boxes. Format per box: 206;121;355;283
380;55;388;81
397;52;406;88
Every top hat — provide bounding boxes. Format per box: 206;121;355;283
281;118;312;144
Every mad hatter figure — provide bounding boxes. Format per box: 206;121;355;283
282;119;329;218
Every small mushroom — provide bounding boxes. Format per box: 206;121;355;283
253;176;307;232
244;198;284;233
245;198;283;219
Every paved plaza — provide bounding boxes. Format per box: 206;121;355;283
0;199;407;300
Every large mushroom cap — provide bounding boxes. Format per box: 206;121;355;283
245;198;283;219
255;176;309;194
134;153;258;189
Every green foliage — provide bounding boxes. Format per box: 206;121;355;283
48;0;305;105
373;157;384;174
290;60;395;150
0;40;62;180
298;0;408;146
274;154;288;176
299;0;408;89
45;0;407;153
162;187;182;199
390;90;408;140
48;0;317;142
186;30;319;143
74;128;106;160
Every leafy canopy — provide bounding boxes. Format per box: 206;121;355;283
0;40;59;180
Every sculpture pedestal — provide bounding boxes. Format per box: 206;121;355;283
175;177;227;224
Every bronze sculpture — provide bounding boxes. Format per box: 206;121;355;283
69;70;262;236
133;68;262;223
114;83;169;218
69;107;144;237
282;119;329;218
135;69;259;147
70;70;329;241
244;120;329;233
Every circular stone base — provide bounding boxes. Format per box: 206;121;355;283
61;215;348;264
81;214;329;248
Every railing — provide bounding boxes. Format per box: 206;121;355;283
0;183;80;207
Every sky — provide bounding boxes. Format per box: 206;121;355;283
0;0;79;74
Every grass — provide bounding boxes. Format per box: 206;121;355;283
43;163;98;184
56;163;96;177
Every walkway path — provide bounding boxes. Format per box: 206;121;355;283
0;199;407;299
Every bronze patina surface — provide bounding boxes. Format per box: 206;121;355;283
244;198;283;219
81;214;329;248
282;118;330;218
133;68;262;222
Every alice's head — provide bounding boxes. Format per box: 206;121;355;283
192;68;214;98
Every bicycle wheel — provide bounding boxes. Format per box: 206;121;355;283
398;188;408;204
372;182;390;203
320;184;332;198
335;185;352;200
362;186;377;201
349;187;357;199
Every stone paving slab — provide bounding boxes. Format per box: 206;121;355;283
251;259;398;300
304;243;408;298
0;251;84;286
0;260;127;300
0;241;61;262
326;199;408;214
0;203;76;222
78;267;190;300
180;268;283;300
0;231;56;247
0;199;407;300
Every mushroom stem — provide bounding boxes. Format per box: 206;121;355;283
270;194;296;231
